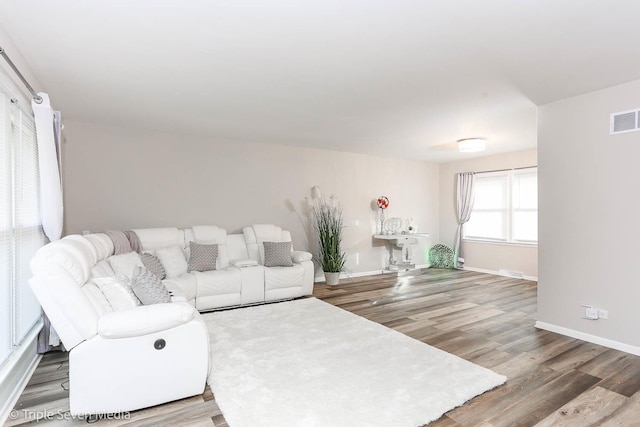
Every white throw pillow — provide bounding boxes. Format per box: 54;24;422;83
155;245;188;278
93;276;141;311
107;252;144;278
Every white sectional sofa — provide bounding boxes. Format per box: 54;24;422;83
132;224;314;310
28;224;313;415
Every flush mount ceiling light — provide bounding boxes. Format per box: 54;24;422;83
457;138;486;153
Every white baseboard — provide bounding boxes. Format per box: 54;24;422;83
535;321;640;356
314;269;385;283
0;321;43;425
463;266;538;282
314;264;430;283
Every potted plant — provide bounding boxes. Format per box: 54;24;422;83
312;196;347;285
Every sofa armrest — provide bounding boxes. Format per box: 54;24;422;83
164;283;187;302
292;250;312;263
97;302;195;339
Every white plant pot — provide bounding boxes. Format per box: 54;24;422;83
324;272;341;286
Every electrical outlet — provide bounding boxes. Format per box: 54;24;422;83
585;307;599;320
598;309;609;319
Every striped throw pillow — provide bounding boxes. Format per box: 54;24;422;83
141;252;167;280
131;266;171;305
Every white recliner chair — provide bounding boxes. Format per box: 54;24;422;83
29;234;209;415
243;224;314;301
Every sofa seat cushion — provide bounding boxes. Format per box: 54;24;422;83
264;265;304;291
194;269;242;296
163;273;198;302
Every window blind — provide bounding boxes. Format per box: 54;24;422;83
0;93;12;364
12;102;44;343
0;88;45;368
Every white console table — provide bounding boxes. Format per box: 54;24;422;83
373;233;429;271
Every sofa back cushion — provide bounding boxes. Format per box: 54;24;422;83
243;224;292;265
63;235;99;266
29;238;101;349
133;227;184;252
227;234;250;263
82;282;113;317
84;233;115;260
185;226;230;269
90;259;116;279
31;239;92;287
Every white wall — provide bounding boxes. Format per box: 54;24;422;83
62;121;440;275
0;25;42;104
538;78;640;350
439;149;538;278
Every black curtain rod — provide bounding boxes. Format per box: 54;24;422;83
0;46;42;104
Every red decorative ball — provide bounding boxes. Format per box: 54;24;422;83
377;196;389;209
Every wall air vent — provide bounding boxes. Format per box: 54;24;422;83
610;109;640;134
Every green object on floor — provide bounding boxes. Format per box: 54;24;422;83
429;244;454;268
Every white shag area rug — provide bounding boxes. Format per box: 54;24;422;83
204;298;506;427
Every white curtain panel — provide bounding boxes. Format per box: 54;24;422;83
32;92;63;241
453;172;475;268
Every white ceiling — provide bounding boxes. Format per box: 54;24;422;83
1;1;640;162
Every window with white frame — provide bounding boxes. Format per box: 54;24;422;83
0;88;45;368
464;167;537;244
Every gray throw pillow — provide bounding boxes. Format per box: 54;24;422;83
263;241;293;267
141;252;167;280
188;242;218;272
131;266;171;305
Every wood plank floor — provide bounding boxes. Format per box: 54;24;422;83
9;269;640;426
